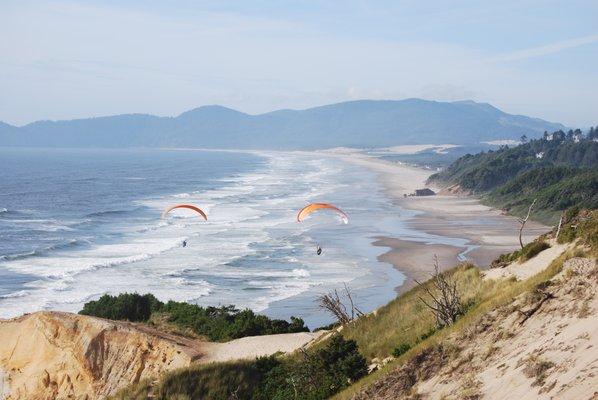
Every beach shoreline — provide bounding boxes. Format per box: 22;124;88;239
322;148;550;296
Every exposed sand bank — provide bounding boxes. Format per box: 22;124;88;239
201;331;326;363
483;240;571;281
323;148;550;292
0;312;325;399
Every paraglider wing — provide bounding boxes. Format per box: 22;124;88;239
162;204;208;220
296;203;348;224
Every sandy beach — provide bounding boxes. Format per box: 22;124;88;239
323;148;550;294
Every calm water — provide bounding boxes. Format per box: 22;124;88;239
0;148;469;327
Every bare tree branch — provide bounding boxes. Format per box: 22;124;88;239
415;255;463;328
519;198;537;249
555;212;564;241
316;284;363;326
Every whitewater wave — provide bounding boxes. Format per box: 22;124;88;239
0;290;29;299
0;239;86;261
85;208;142;218
0;150;391;323
1;237;187;279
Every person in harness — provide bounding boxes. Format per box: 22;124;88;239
182;240;187;248
316;244;322;255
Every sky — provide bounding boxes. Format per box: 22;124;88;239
0;0;597;127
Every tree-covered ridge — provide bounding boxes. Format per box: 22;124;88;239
0;99;564;149
79;293;308;342
429;128;598;223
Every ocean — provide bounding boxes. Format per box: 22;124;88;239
0;147;467;327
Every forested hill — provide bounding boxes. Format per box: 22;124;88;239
429;128;598;223
0;99;564;149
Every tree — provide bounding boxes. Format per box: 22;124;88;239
543;131;549;140
553;130;565;141
415;256;462;328
520;134;528;143
316;284;363;326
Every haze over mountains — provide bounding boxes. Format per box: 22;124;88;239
0;99;565;149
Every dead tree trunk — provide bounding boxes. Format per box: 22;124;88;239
518;198;537;249
555;212;564;241
316;284;364;326
415;256;462;328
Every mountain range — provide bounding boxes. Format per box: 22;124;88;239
0;99;565;149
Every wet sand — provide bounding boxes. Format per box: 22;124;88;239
323;148;550;294
374;237;463;294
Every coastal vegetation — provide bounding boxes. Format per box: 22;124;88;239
335;248;591;398
429;128;598;223
111;335;367;400
79;294;308;341
490;240;551;268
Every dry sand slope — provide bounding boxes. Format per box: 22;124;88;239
352;253;598;400
0;312;324;400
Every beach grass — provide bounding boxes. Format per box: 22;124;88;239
110;359;273;400
340;263;484;360
332;248;572;399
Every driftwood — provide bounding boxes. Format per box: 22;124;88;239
316;283;364;325
415;256;462;328
518;290;555;326
518;198;537;249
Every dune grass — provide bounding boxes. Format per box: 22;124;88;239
332;248;572;400
490;240;551;268
110;358;278;400
340;263;485;360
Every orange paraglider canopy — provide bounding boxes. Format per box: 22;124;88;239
162;204;207;220
296;203;348;224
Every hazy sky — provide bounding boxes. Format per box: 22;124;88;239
1;0;596;127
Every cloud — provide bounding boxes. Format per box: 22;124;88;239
485;33;598;63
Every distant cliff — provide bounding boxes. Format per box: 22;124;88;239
0;99;564;149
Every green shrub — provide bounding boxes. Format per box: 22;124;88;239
79;293;308;341
520;241;550;261
258;335;368;400
392;343;411;357
557;208;598;255
112;335;368;400
160;302;309;341
157;357;280;400
490;250;521;268
79;293;163;321
490;240;550;268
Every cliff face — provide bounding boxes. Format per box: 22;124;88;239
0;311;326;400
0;312;202;400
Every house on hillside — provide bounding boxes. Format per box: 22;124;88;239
414;188;436;196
